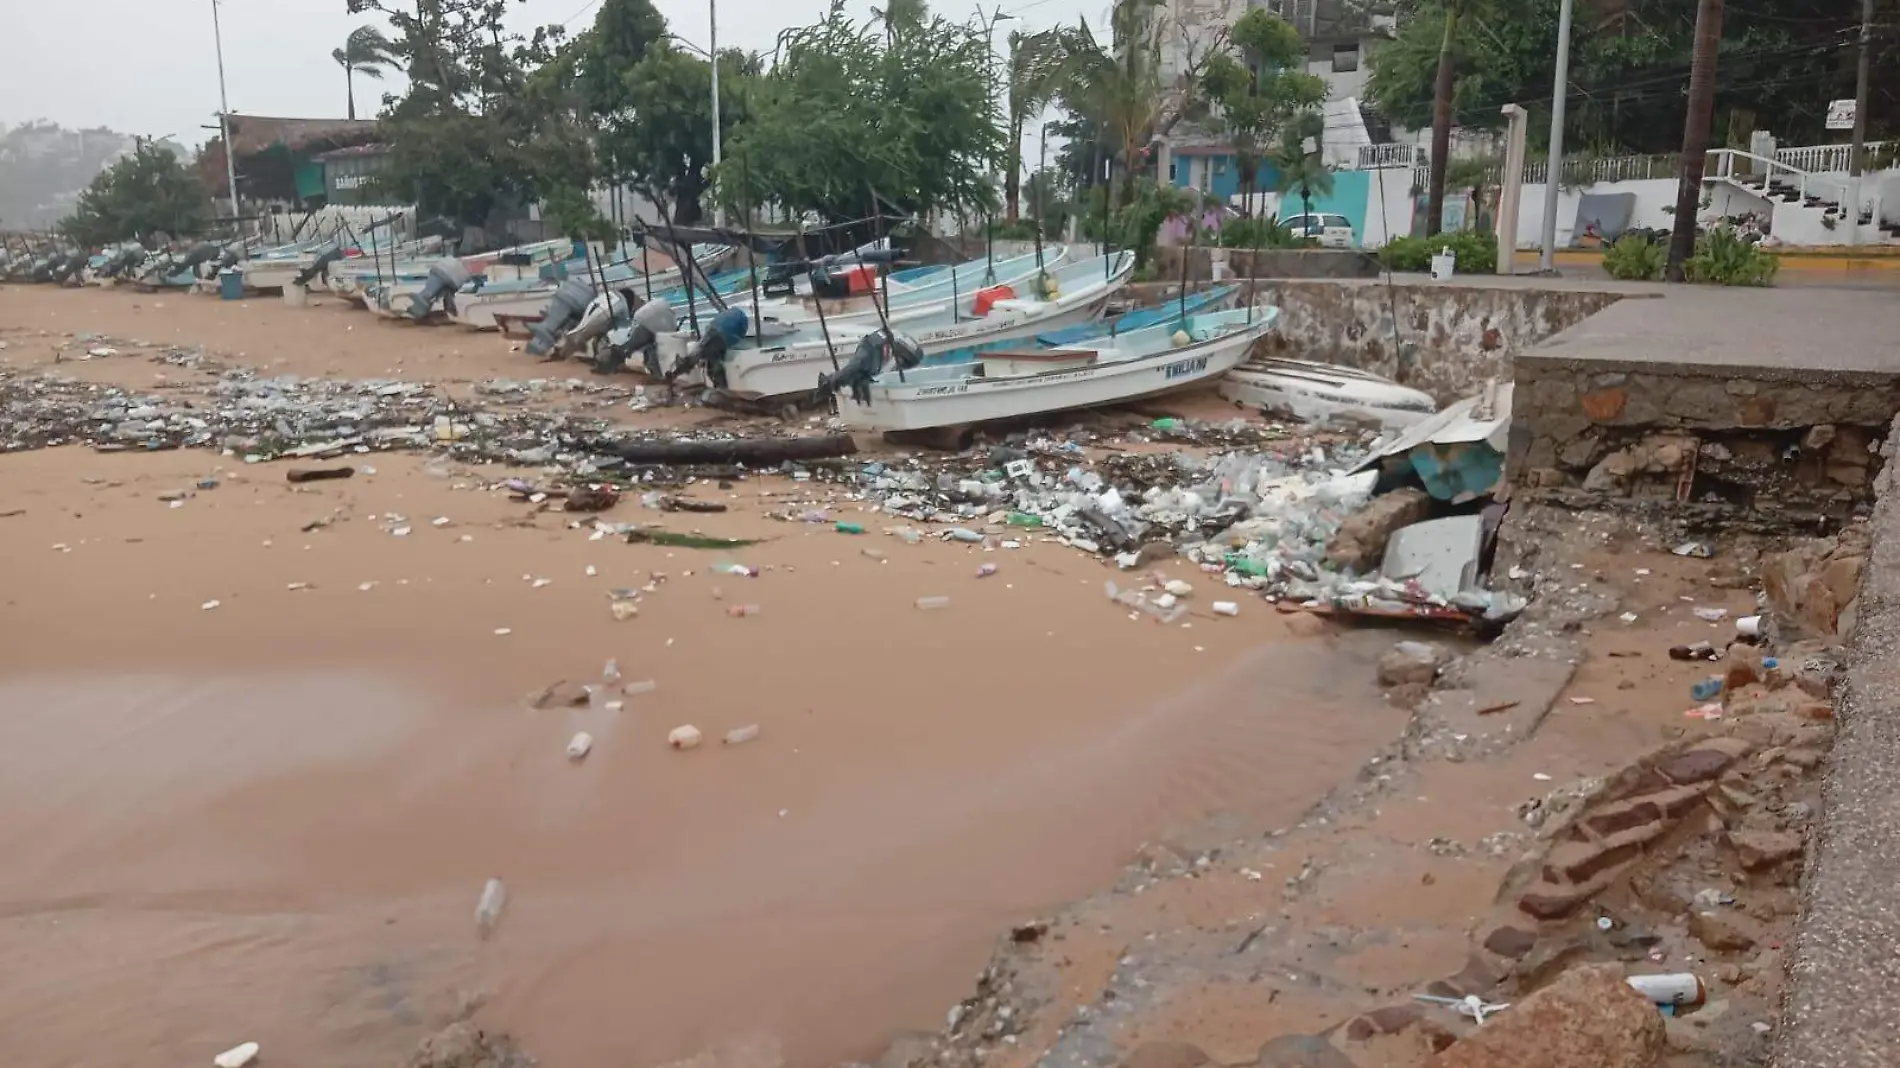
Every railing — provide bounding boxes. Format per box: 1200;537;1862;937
1354;142;1414;169
1522;153;1680;186
1775;142;1890;174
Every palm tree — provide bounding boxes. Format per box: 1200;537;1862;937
1003;29;1068;222
333;25;399;120
1270;112;1332;232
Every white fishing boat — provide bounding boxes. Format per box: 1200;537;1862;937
709;251;1132;399
443;244;731;328
834;306;1277;433
1220;358;1438;430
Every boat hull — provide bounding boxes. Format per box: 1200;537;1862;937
1219;358;1437;430
839;317;1268;433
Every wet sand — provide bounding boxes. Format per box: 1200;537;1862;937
0;287;1397;1067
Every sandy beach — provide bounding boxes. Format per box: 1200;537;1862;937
0;285;1402;1067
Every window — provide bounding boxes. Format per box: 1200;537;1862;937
1169;160;1178;182
1213;158;1228;175
1332;43;1359;73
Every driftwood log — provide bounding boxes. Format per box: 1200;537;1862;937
609;434;857;466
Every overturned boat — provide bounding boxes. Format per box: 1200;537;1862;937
1220;358;1437;430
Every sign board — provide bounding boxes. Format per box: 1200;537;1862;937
1827;99;1856;131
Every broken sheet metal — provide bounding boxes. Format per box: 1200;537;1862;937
1357;380;1513;503
1381;514;1486;601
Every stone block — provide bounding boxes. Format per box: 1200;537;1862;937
1423;963;1665;1068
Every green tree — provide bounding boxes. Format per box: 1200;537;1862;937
1199;8;1326;216
332;25;400;120
59;144;210;247
1269;112;1333;225
718;2;1002;224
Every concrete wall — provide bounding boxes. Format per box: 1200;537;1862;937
1240;279;1623;401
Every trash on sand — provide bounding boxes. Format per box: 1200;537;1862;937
475;877;507;937
1164;579;1194;597
723;724;760;746
1414;993;1510;1026
1673;541;1715;558
493;627;513;636
1568;696;1596;705
610;599;639;621
626;529;759;550
285;466;355;483
944;528;985;543
1684;703;1725;720
1690;677;1724;702
1692;607;1729;622
835;521;865;534
1212;601;1240;617
622;679;657;697
1626;973;1706;1006
727;604;761;618
668;725;703;750
976;563;998;578
661;496;728;513
213;1042;261;1068
564;485;620;512
201;600;221;611
567;732;594;760
1670;642;1719;662
916;596;951;610
602;659;621;686
1736;614;1763;637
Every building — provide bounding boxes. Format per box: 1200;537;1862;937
199;115;382;210
314;143;392;206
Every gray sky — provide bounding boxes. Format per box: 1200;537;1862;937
2;0;1107;148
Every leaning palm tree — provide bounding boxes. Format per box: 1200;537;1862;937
333;25;399;120
1003;29;1069;222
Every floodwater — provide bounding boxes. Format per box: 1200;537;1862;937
0;291;1404;1068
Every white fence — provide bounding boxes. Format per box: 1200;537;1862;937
1347;139;1893;184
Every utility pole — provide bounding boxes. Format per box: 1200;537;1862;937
1665;0;1724;280
1425;4;1458;237
1847;0;1874;246
210;0;241;232
709;0;721;225
1538;0;1575;271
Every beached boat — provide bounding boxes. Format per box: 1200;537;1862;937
831;306;1277;433
703;251;1131;399
439;244;733;328
1219;358;1438;430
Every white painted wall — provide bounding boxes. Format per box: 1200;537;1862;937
1358;163;1416;248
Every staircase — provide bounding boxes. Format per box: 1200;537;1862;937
1705;148;1900;246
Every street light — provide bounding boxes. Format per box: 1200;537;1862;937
209;0;241;231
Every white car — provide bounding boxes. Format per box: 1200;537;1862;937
1282;212;1357;249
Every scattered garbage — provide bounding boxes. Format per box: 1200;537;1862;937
975;563;998;578
1673;541;1716;558
475;877;507;937
1692;606;1729;622
610;599;639;621
915;596;951;610
1670;642;1720;662
213;1042;261;1068
621;679;657;697
835;521;865;534
723;725;760;746
1690;677;1725;702
1736;614;1763;637
1414;992;1510;1026
567;731;594;760
286;466;354;483
1626;974;1706;1006
1211;601;1239;617
668;725;704;750
727;604;761;618
200;600;221;611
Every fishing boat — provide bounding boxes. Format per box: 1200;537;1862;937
440;244;733;328
703;251;1131;399
830;306;1278;433
1219;358;1438;430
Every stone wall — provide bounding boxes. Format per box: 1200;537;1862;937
1508;356;1900;522
1150;246;1381;281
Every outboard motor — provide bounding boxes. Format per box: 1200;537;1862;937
815;328;925;406
101;243;145;278
806;247;896;300
596;297;677;376
665;307;749;389
294;244;346;287
405;258;473;320
51;253;88;285
525;276;599;357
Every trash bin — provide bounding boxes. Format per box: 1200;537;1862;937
218;268;244;300
281;282;308;308
1429;250;1456;281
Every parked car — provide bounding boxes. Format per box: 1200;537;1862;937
1281;212;1356;249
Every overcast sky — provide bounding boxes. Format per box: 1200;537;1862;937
3;0;1109;147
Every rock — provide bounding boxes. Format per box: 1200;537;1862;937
1760;527;1868;642
1482;925;1539;960
1378;640;1451;688
1423;963;1665;1068
1688;909;1765;952
1325;487;1430;572
1120;1041;1212;1068
1253;1034;1356;1068
406;1023;533;1068
1729;829;1804;870
877;1031;940;1068
1658;738;1751;785
1345;1004;1426;1041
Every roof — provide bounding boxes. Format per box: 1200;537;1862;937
224;115;380;158
313;142;392;162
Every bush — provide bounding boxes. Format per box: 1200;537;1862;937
1602;233;1666;281
1683;225;1778;287
1379;230;1496;275
1218;216;1310;250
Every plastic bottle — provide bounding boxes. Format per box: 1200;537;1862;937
727;604;761;618
601;658;622;685
475;878;507;937
976;563;998;578
567;731;594;760
668;724;703;749
944;528;984;543
862;548;888;561
1212;601;1240;617
915;596;951;610
1626;973;1706;1006
723;724;760;746
835;521;865;534
1005;512;1044;527
1690;676;1725;702
214;1043;261;1068
622;679;658;697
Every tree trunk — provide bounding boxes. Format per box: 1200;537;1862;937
608;434;859;465
1005;116;1025;222
346;68;357;121
1666;0;1724;280
1425;6;1458;237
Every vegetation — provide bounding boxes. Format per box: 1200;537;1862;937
332;25;400;121
1602;232;1667;281
1217;215;1307;250
58;144;210;248
1379;230;1497;274
1199;8;1326;214
1270;112;1334;225
1682;225;1778;286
